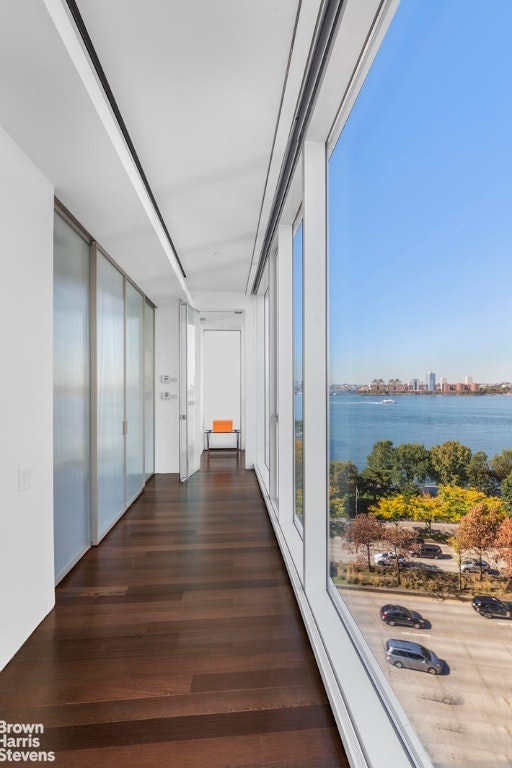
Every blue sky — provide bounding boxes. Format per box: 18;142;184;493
328;1;512;385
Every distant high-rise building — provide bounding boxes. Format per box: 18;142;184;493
465;375;473;385
426;371;436;391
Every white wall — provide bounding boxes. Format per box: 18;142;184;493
0;125;55;671
203;330;241;448
154;302;180;473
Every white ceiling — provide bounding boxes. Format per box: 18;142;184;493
0;0;322;306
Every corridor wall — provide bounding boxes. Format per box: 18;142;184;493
0;124;55;671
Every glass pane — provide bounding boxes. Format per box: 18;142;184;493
97;252;125;536
53;212;90;580
328;3;512;766
293;221;304;527
144;301;155;479
125;282;144;503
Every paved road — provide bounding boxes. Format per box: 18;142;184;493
339;588;512;767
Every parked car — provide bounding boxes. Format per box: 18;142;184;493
461;559;491;574
374;552;407;567
471;595;511;619
380;604;426;629
385;638;443;675
410;543;442;559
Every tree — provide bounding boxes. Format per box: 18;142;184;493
382;524;416;586
345;514;384;570
436;485;491;523
500;472;512;514
295;438;303;519
496;517;512;577
489;449;512;482
330;460;359;516
453;501;507;580
408;493;441;533
359;467;386;504
329;487;347;520
363;440;396;497
369;494;410;521
448;534;465;592
430;441;472;486
392;443;432;494
467;451;498;495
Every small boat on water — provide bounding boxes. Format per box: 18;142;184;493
380;399;396;404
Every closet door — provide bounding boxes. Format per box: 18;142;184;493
125;282;144;504
96;251;125;541
53;212;91;582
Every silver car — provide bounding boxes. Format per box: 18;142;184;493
385;638;443;675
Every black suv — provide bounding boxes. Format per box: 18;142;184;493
380;604;426;629
410;544;442;559
471;595;511;619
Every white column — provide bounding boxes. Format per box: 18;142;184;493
302;140;328;595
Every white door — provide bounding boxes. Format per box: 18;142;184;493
179;303;201;481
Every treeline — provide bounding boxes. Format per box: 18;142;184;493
330;440;512;520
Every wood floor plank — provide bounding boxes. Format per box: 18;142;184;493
0;457;349;767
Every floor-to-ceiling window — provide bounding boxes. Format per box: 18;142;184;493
327;2;512;766
293;218;304;528
264;286;270;470
53;211;91;582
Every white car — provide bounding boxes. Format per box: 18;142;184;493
374;552;407;567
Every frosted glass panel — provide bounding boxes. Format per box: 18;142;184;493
97;252;125;537
144;301;155;479
53;213;90;581
126;282;144;503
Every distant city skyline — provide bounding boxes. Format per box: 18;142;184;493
327;1;512;386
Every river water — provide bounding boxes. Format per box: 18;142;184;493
296;394;512;469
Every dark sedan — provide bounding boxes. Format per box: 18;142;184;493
379;604;426;629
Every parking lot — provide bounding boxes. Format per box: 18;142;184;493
331;533;503;576
340;588;512;767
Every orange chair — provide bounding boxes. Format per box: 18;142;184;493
205;420;240;451
213;419;233;433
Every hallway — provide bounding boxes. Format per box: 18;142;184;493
0;457;348;767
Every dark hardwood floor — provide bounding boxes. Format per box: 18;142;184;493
0;455;349;768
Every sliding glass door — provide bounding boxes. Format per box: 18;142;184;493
125;282;145;504
53;212;91;582
96;251;125;540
